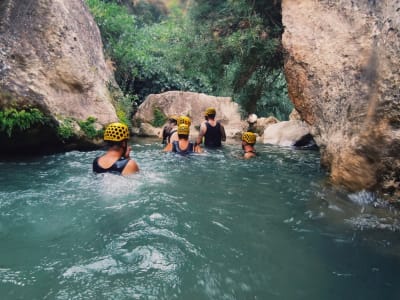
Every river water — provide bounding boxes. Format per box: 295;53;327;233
1;139;399;299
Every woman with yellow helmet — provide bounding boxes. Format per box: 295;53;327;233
168;115;192;145
92;122;139;175
242;131;257;159
163;124;202;154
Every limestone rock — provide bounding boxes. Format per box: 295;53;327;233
263;120;311;147
139;122;161;137
289;108;301;121
0;0;118;152
248;116;279;136
133;91;243;138
282;0;400;196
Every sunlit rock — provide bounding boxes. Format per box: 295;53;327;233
282;0;400;197
0;0;118;152
133;91;243;138
262;120;311;147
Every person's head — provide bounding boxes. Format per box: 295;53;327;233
169;115;178;126
177;124;190;140
205;107;216;120
178;115;191;127
104;122;130;149
242;132;256;146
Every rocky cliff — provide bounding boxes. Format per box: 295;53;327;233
0;0;118;153
282;0;400;197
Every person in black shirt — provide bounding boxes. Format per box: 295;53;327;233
196;107;226;148
161;115;178;144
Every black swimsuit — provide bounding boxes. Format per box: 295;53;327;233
172;141;195;155
92;157;130;175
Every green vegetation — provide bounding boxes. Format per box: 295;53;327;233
85;0;293;119
57;118;75;141
108;83;137;128
0;107;47;137
151;107;167;127
78;116;103;139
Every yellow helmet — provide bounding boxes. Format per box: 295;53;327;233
242;132;256;144
205;107;216;116
104;122;129;142
178;116;191;126
177;124;190;135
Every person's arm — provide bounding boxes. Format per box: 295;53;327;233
196;123;207;145
220;123;226;141
163;143;173;152
122;159;140;175
194;144;203;153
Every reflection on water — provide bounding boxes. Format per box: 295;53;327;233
0;139;399;299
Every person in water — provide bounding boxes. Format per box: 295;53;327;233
196;107;226;148
169;115;192;145
161;115;178;144
93;122;139;175
242;131;257;159
164;124;202;154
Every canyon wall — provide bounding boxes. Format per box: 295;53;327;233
0;0;118;152
282;0;400;197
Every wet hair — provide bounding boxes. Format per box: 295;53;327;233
106;140;125;148
207;114;216;119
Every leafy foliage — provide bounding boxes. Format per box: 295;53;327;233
78;117;103;139
107;82;137;128
86;0;293;119
151;107;167;127
86;0;212;106
0;108;47;137
57;118;75;141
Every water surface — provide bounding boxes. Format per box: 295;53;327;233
0;139;399;299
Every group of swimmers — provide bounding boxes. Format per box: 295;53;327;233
93;107;257;176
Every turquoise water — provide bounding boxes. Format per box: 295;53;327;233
1;139;399;299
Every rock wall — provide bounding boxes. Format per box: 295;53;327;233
133;91;244;138
282;0;400;196
0;0;118;152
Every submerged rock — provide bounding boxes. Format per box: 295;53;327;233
282;0;400;197
0;0;118;153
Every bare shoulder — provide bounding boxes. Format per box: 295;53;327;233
122;159;140;175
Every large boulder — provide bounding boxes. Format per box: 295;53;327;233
282;0;400;197
263;120;311;147
0;0;118;152
133;91;243;138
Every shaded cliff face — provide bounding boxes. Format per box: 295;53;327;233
0;0;118;152
282;0;400;196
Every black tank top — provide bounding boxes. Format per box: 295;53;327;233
204;122;222;147
92;157;130;175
